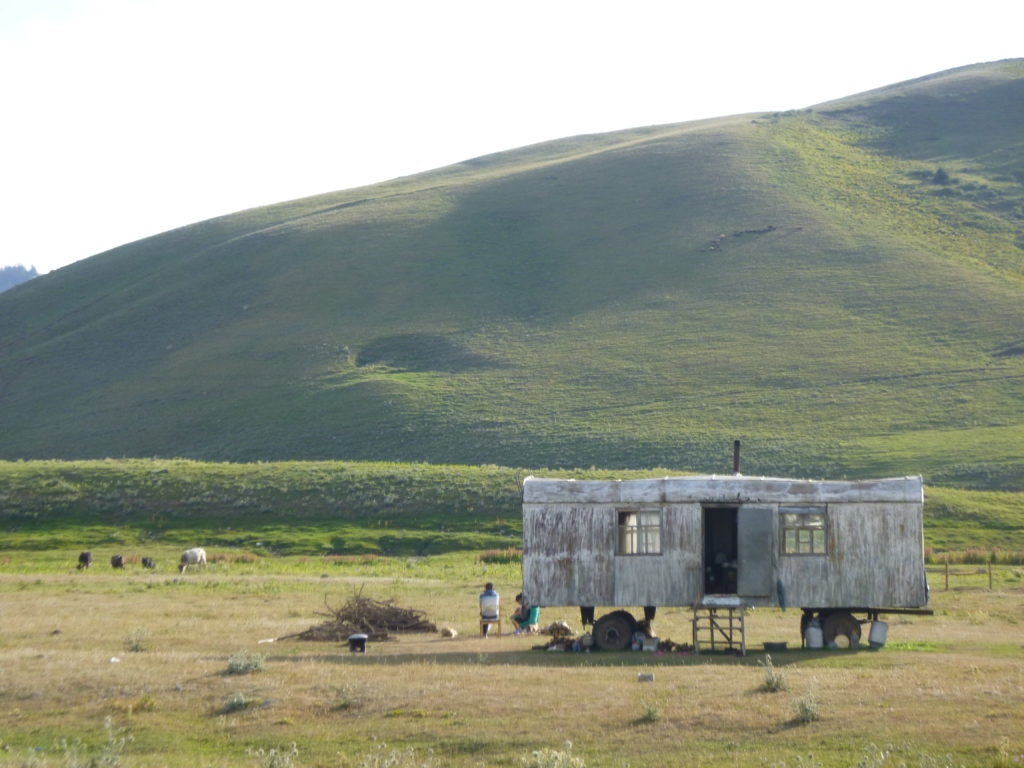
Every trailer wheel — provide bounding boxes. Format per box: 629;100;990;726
823;611;861;649
592;610;638;651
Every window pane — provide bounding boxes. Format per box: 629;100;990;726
785;529;797;552
618;509;661;555
781;506;827;555
642;527;660;554
812;528;825;553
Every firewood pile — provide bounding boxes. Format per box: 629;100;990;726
279;592;437;642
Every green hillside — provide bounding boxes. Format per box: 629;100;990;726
1;459;1021;556
0;60;1022;490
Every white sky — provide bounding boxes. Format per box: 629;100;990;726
1;0;1019;274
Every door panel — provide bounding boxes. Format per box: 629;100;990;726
737;506;774;596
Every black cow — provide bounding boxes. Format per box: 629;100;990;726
77;551;93;570
110;554;125;569
141;557;156;569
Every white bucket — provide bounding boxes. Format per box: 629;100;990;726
869;620;888;649
805;620;824;649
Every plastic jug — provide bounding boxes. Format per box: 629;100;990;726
805;619;824;649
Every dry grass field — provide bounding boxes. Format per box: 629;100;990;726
0;553;1021;767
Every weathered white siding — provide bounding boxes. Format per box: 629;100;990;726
523;475;923;506
522;475;926;611
777;501;927;608
612;504;702;605
523;504;614;606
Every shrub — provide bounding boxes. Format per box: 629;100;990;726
757;654;787;692
356;743;437;767
479;547;522;564
124;628;146;653
226;651;265;675
61;717;130;768
221;693;253;714
636;699;660;724
519;742;586;768
248;743;299;768
793;694;820;724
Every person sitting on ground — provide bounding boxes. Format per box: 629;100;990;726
479;582;500;637
510;592;539;634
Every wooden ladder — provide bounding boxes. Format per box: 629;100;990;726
692;602;746;656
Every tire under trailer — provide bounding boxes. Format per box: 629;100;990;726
591;610;638;651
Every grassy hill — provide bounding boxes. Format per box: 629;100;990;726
1;459;1021;557
0;60;1022;491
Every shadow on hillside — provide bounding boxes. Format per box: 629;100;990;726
357;333;509;372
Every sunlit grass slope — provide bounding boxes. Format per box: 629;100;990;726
2;459;1022;555
0;60;1021;490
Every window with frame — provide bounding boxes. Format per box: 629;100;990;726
780;506;827;555
617;509;662;555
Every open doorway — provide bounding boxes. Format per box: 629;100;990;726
703;506;738;595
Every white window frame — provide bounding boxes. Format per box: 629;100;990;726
617;508;662;555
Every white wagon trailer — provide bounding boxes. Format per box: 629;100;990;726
522;472;931;653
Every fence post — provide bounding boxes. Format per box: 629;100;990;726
945;559;950;591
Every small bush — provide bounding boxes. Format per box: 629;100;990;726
793;694;820;724
109;694;157;714
856;742;976;768
519;741;586;768
636;699;660;724
758;654;787;692
356;743;437;767
332;684;363;711
248;742;299;768
124;628;146;653
61;717;131;768
479;547;522;564
226;651;265;675
222;693;253;713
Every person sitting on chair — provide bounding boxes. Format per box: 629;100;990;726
510;592;539;634
479;582;500;637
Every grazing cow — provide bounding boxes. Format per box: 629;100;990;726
110;554;125;569
178;547;207;573
77;551;93;570
141;557;156;569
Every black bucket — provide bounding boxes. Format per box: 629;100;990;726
347;633;368;653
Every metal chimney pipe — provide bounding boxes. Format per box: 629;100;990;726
733;440;741;475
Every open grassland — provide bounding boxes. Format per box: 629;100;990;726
0;551;1022;767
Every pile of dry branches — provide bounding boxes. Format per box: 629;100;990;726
279;590;437;642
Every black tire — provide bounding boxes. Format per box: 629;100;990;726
592;610;638;651
823;611;862;649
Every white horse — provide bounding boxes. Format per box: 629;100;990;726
178;547;207;573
